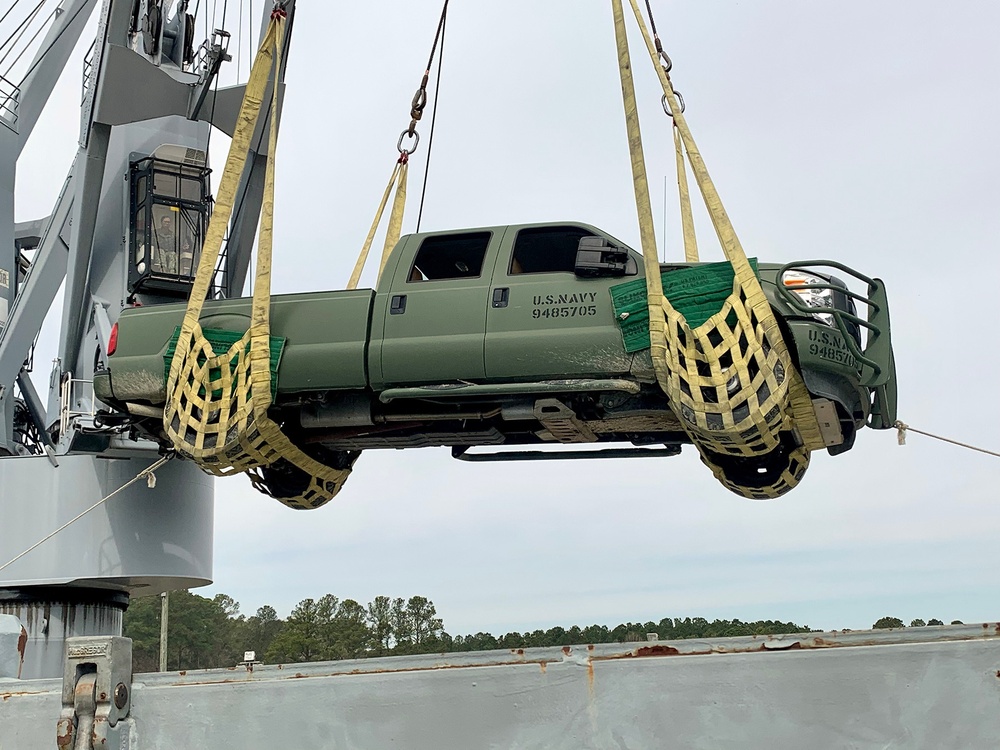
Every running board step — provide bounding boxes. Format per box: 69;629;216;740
379;379;641;404
451;445;682;462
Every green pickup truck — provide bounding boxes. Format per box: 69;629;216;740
96;221;896;497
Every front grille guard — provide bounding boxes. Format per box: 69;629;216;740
776;260;896;430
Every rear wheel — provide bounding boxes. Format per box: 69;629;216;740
257;447;359;500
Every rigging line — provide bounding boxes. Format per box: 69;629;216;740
0;0;27;42
0;454;174;575
424;0;449;71
0;0;44;70
204;0;231;165
894;421;1000;459
416;1;447;233
3;5;59;79
13;0;93;89
237;0;242;79
642;0;660;38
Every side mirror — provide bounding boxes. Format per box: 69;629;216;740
575;237;630;278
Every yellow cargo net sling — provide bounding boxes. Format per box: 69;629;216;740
612;0;824;499
163;10;356;510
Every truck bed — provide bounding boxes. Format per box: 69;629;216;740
107;289;376;403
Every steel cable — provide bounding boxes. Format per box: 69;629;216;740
416;2;447;232
3;5;59;79
0;0;45;71
894;422;1000;459
12;0;93;89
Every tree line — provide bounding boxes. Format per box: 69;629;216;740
123;591;967;673
123;590;814;672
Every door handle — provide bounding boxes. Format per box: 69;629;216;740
390;294;407;315
492;287;509;308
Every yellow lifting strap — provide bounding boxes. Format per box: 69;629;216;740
163;11;357;510
611;0;824;497
347;156;410;290
674;125;699;263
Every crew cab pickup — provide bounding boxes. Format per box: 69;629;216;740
95;222;897;498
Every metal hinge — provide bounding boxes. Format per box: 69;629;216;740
57;637;134;750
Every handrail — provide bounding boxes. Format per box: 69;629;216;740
0;73;19;132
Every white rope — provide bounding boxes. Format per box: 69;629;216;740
895;421;1000;459
0;454;174;575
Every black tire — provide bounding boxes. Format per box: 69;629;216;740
700;432;810;500
257;448;360;500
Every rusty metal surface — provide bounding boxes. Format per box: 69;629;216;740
0;598;125;680
0;614;26;679
3;624;1000;748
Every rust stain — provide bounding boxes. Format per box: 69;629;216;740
587;661;595;696
995;624;1000;636
539;662;547;674
56;718;73;749
1;690;47;700
995;670;1000;679
562;646;572;656
178;671;187;676
591;645;683;661
635;645;681;657
16;626;26;661
587;644;595;651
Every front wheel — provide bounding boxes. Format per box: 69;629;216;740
699;432;810;500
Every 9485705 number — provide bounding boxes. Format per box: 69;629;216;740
532;305;597;319
809;343;857;368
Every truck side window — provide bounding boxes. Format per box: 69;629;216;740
409;232;491;282
509;226;594;274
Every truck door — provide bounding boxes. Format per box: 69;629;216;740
377;230;497;386
485;224;636;380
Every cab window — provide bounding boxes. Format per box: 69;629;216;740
509;226;595;274
409;232;491;282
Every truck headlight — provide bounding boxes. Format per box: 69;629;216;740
781;270;835;326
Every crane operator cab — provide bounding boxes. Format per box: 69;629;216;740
127;145;211;298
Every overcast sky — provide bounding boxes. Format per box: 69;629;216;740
13;0;1000;635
